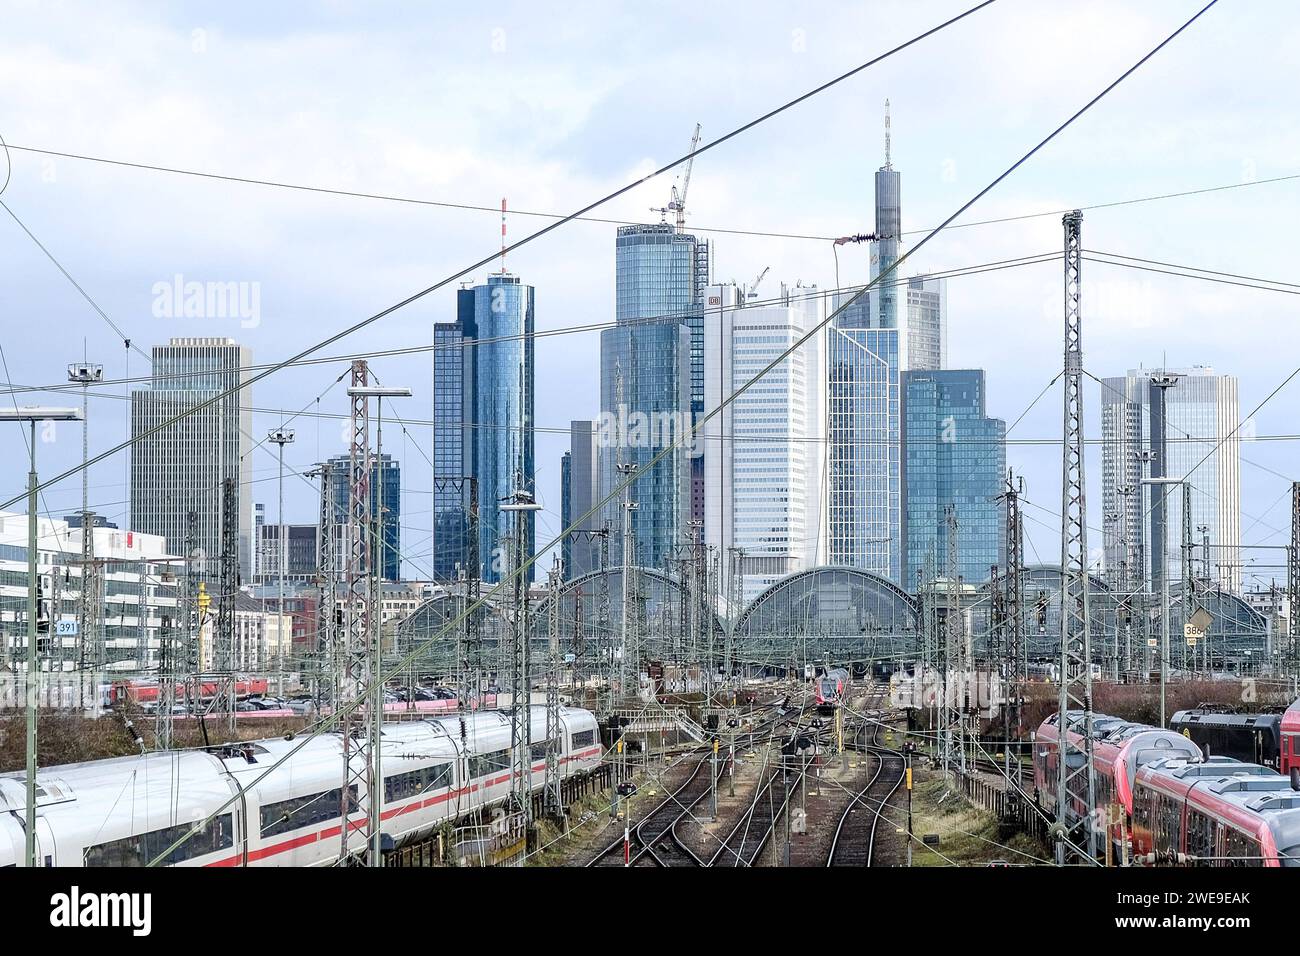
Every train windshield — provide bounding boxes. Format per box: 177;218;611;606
1280;845;1300;868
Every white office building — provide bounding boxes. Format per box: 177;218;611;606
702;281;826;602
1100;366;1241;592
0;511;180;710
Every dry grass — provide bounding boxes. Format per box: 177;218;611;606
908;769;1048;867
0;706;310;773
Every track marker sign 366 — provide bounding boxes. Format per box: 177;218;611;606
49;886;152;937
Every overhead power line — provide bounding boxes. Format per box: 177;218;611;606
136;1;1006;864
4;158;1293;246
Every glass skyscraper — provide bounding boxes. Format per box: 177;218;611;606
562;420;600;580
598;224;703;571
826;160;904;581
899;369;1006;584
326;453;401;581
432;273;535;584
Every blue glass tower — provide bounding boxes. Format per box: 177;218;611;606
599;223;702;570
432;274;535;583
899;369;1006;584
327;453;402;581
826;158;903;581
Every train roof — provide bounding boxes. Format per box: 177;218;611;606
1140;756;1300;860
1170;710;1282;731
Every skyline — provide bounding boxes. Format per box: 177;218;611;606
1;1;1297;591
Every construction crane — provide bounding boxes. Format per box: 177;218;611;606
650;123;702;230
747;266;770;300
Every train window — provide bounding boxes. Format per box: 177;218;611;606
468;749;510;779
1158;794;1181;848
529;741;553;762
1222;828;1263;868
571;729;596;749
384;763;452;803
85;813;234;866
1186;810;1215;864
260;785;358;838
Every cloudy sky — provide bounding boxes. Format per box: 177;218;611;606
1;0;1296;587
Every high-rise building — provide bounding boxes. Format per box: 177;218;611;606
702;281;826;602
130;337;252;579
255;523;320;584
432;317;469;581
1101;366;1241;592
562;420;600;580
899;369;1006;584
906;275;947;370
432;273;535;583
326;453;401;581
826;149;905;582
598;223;702;571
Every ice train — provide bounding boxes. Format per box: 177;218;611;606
0;705;602;867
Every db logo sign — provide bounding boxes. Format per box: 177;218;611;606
708;296;721;305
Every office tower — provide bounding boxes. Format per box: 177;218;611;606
900;369;1006;584
252;502;265;579
906;275;947;370
562;420;600;580
432;317;469;581
826;136;905;582
1101;366;1241;592
130;337;252;579
598;223;702;571
255;523;320;584
326;453;401;581
433;273;535;584
702;281;826;602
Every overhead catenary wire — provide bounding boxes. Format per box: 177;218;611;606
0;250;1060;399
136;0;1008;865
143;0;1222;867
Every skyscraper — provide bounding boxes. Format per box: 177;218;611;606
900;369;1006;584
326;453;401;581
562;420;600;580
826;138;905;582
702;281;826;602
432;317;469;582
906;275;947;370
598;223;702;571
130;337;252;578
432;273;535;584
1101;366;1240;592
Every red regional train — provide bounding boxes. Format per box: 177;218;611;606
1283;698;1300;776
1034;709;1300;867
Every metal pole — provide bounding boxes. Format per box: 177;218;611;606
1160;483;1171;727
25;421;38;868
370;400;385;866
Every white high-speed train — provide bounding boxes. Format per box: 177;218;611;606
0;705;602;867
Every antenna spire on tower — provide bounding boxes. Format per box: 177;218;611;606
499;197;508;273
884;98;892;168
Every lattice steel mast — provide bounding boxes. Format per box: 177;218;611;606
1055;210;1097;864
214;476;238;731
338;360;374;864
543;559;564;819
1288;483;1300;693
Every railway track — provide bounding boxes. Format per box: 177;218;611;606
587;700;804;867
826;720;906;867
